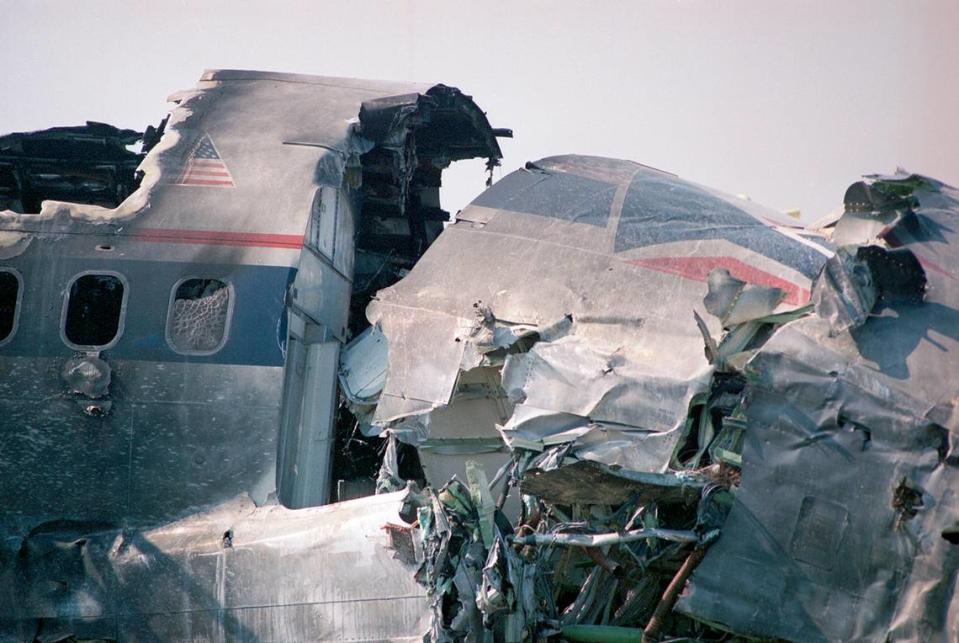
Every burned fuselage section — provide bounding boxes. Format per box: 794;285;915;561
0;70;505;641
0;122;148;215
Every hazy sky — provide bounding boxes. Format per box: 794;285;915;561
1;0;956;219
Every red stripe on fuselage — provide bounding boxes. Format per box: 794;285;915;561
177;179;235;186
183;170;231;177
625;255;809;305
130;228;304;249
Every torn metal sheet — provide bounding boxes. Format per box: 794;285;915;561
678;172;959;642
368;164;956;642
367;155;831;477
810;246;878;334
811;243;927;336
703;267;785;326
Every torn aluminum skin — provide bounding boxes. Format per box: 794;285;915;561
678;172;959;642
360;154;831;488
362;163;957;641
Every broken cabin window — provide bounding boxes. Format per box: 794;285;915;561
166;279;232;354
63;273;126;348
0;269;22;344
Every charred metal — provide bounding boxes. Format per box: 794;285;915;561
0;122;145;214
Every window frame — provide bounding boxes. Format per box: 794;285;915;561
60;270;129;351
0;267;23;347
164;277;235;356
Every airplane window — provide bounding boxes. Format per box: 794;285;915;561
0;270;21;343
63;273;125;347
167;279;231;354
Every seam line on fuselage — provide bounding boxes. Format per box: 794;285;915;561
113;594;428;618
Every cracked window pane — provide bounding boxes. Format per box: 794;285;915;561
167;279;230;353
0;271;19;342
64;274;124;347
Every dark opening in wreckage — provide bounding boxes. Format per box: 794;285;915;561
0;71;956;642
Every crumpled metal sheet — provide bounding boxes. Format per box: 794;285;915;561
0;491;429;642
810;246;878;334
704;267;785;326
368;163;956;641
366;155;830;479
677;172;959;642
498;334;710;473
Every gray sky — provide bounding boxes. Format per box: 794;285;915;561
1;0;956;220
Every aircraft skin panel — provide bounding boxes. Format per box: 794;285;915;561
0;70;432;238
366;157;832;433
0;227;293;525
0;491;430;642
137;138;329;238
0;357;281;526
200;68;434;93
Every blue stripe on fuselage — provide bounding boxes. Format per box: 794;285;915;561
0;257;296;367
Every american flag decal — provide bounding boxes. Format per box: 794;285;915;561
173;134;235;188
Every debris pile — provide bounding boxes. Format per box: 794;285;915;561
381;278;802;641
401;461;734;642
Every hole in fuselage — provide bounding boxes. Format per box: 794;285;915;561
942;526;959;544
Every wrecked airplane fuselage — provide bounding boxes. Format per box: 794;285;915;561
354;155;832;492
349;159;958;641
0;70;506;641
1;69;956;643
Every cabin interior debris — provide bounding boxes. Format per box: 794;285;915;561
0;121;159;214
